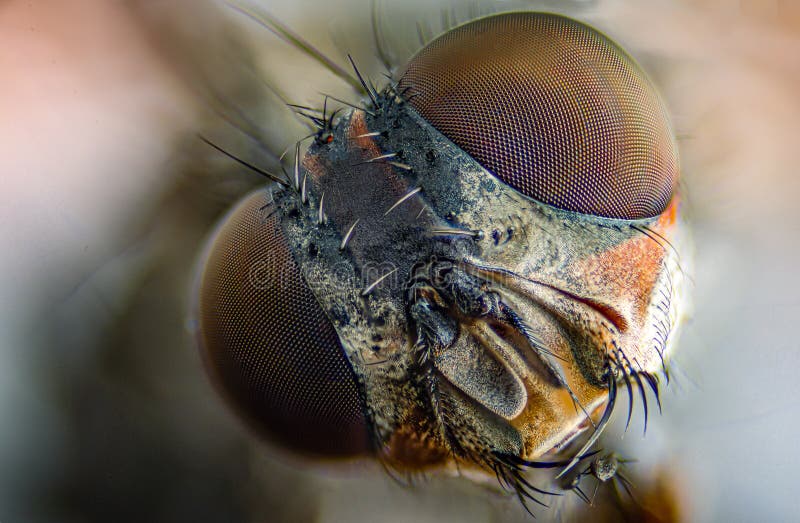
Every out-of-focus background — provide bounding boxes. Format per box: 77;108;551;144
1;0;799;522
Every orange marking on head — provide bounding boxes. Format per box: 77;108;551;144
348;111;381;154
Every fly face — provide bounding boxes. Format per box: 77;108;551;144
193;11;689;514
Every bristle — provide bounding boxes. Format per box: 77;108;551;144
198;135;288;187
361;268;398;296
387;161;413;171
371;0;393;72
318;192;326;225
427;227;479;238
323;94;377;116
440;8;452;32
347;54;379;107
416;20;432;46
621;351;650;434
557;371;617;479
618;357;635;433
642;372;662;414
361;152;397;163
225;2;366;95
384;187;422;216
574;484;591;505
355;131;382;139
340;219;360;250
293;141;301;190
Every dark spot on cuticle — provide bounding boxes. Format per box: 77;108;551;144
426;150;436;164
330;304;350;325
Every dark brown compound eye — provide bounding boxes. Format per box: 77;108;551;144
193;190;370;457
398;12;678;219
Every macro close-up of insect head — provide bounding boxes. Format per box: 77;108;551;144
2;1;800;522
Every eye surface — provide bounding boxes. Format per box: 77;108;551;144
398;12;678;219
194;190;370;457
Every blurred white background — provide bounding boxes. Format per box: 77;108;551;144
1;1;799;521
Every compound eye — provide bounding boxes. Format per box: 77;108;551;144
193;191;370;457
398;12;678;219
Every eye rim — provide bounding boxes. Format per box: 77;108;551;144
192;189;372;458
397;11;679;220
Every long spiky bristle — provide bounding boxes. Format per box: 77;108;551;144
198;135;288;187
347;54;379;107
225;2;366;94
371;0;393;72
